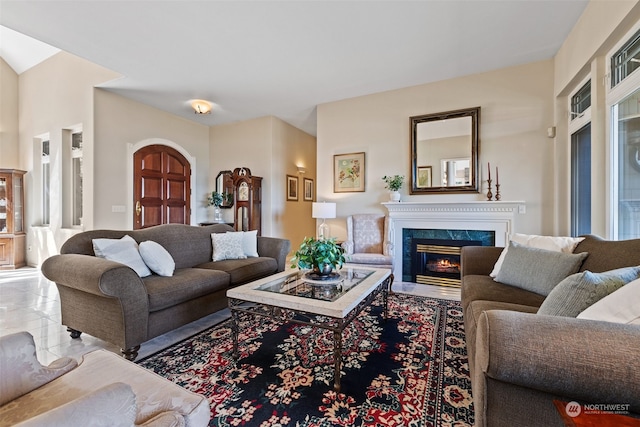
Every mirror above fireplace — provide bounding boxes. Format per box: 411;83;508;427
410;107;480;194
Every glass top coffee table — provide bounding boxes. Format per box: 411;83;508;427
227;266;393;392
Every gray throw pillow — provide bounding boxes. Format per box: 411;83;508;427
495;241;589;296
537;266;640;317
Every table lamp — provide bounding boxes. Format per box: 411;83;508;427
312;202;336;239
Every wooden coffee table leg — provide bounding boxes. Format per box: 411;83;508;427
333;329;342;392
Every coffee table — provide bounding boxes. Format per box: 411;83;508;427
227;266;393;391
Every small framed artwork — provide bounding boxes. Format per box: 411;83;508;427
303;178;314;201
417;166;432;188
334;152;365;193
286;175;298;201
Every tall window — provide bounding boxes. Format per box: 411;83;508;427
612;87;640;240
571;124;591;236
570;80;591;237
42;140;50;225
71;132;83;226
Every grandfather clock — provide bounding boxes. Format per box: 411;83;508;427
232;167;262;235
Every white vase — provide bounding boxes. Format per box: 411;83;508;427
389;191;401;202
213;206;223;222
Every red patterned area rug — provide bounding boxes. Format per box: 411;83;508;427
138;293;474;426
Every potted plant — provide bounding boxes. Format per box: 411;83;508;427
382;175;404;202
290;237;346;277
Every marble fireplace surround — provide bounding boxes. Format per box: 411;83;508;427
382;201;525;280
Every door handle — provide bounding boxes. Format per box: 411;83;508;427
135;201;142;216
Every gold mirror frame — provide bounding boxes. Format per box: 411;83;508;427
410;107;480;194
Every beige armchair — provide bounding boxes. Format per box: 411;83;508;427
0;331;210;427
341;214;394;269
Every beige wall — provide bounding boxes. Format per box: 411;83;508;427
18;51;120;265
317;60;555;241
209;116;316;248
93;89;210;230
0;58;19;168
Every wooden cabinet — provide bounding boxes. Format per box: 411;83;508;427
232;167;262;236
0;169;26;269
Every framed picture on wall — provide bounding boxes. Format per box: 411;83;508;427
303;178;314;201
287;175;298;201
334;152;365;192
416;166;432;188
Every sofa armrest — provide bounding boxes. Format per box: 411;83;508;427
0;332;77;406
42;254;147;300
14;382;137;427
257;236;291;272
41;254;150;348
460;246;504;276
476;310;640;412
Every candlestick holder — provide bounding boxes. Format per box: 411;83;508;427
495;183;501;201
486;179;493;201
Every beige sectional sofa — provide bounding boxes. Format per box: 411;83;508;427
0;331;210;426
461;234;640;426
41;223;290;360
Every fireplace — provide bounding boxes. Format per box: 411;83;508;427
403;228;494;285
383;201;523;283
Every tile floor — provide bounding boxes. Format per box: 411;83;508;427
0;267;460;365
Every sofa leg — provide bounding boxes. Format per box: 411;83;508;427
67;327;82;339
122;346;140;361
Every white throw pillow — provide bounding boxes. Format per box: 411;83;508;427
240;230;259;257
211;232;247;261
139;241;175;277
92;235;151;277
490;233;585;278
577;277;640;325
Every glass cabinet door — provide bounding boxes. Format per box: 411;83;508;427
0;177;6;233
13;175;23;233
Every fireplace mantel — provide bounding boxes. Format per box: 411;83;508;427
382;201;525;280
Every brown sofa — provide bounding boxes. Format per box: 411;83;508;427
461;235;640;426
41;223;290;360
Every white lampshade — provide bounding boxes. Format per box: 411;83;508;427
312;202;336;219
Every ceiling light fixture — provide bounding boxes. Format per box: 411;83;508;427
191;99;212;115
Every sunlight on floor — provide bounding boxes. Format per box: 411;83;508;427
0;267;459;365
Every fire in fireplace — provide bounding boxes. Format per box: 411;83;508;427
413;239;479;287
402;228;495;286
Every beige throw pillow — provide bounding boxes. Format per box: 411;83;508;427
490;233;585;278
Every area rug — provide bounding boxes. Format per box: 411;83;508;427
138;293;474;426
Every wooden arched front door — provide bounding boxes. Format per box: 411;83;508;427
133;145;191;229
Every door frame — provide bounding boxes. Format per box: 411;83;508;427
126;138;196;229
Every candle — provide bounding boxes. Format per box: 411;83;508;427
496;167;499;185
488;162;491;181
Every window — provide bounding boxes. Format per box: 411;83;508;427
42;140;50;225
611;28;640;88
611;87;640;240
571;124;591;237
569;78;591;237
71;132;83;226
571;80;591;119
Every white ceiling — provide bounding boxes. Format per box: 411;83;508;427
0;0;589;136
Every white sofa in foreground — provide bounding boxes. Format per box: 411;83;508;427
0;331;210;427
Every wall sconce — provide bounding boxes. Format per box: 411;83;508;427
312;202;336;239
297;166;306;174
191;99;212;115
